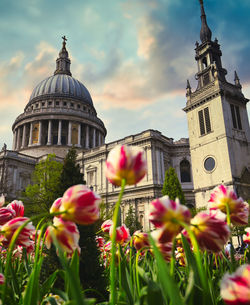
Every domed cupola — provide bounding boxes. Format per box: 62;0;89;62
12;37;106;158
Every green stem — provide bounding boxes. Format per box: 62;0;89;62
225;203;236;271
109;179;126;305
170;238;176;276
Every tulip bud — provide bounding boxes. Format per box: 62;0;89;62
105;145;147;186
59;185;101;225
7;200;24;217
45;217;80;257
221;264;250;305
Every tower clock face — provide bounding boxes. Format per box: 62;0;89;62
204;157;215;171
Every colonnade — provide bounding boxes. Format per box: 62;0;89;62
13;119;105;151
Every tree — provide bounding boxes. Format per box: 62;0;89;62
125;204;142;235
162;167;186;205
58;146;84;196
58;147;108;300
23;154;63;215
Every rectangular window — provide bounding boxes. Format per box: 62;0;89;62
230;104;242;130
204;107;211;133
198;107;211;136
235;106;242;130
198;110;205;135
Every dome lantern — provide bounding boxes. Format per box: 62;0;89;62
54;36;72;76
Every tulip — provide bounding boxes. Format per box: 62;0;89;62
59;185;101;225
133;231;150;251
209;185;249;226
45;217;80;257
0;273;4;285
149;196;191;242
175;246;186;266
7;200;24;217
220;264;250;305
101;219;113;233
109;224;130;245
50;197;62;214
187;210;230;252
105;145;147;186
243;228;250;244
0;217;35;247
151;229;173;262
96;236;105;249
0;207;16;225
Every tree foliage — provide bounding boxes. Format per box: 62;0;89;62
58;146;84;196
23;154;63;215
124;204;142;235
162;167;186;205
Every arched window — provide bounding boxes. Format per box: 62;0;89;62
180;159;191;182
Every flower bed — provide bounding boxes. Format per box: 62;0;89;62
0;145;249;305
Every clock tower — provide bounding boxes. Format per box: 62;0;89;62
184;0;250;207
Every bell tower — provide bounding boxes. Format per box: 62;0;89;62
184;0;250;207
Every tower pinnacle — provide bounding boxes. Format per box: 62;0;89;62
54;36;72;76
199;0;212;43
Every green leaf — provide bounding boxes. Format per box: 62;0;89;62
146;280;164;305
39;270;60;301
149;234;185;305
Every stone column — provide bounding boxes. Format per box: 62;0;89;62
98;132;101;146
47;120;52;145
38;121;42;145
78;123;81;147
16;128;21;150
85;125;89;148
21;124;26;148
57;120;62;145
93;128;96;148
12;130;17;150
29;122;33;146
68;121;72;146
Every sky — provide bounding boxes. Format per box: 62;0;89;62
1;0;250;149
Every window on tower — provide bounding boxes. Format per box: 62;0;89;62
230;104;242;130
198;107;211;136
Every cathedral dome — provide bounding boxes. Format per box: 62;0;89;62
28;74;93;106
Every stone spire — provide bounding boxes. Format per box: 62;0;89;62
186;79;192;95
234;71;242;89
199;0;212;43
54;36;72;76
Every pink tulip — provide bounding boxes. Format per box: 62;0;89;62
105;145;147;186
133;231;150;251
243;228;250;244
50;197;62;214
96;236;105;249
186;210;230;252
221;264;250;305
59;185;101;225
0;273;4;285
0;217;35;247
209;185;249;226
101;219;113;233
45;217;80;257
149;196;191;242
109;224;130;245
0;207;16;225
7;200;24;217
